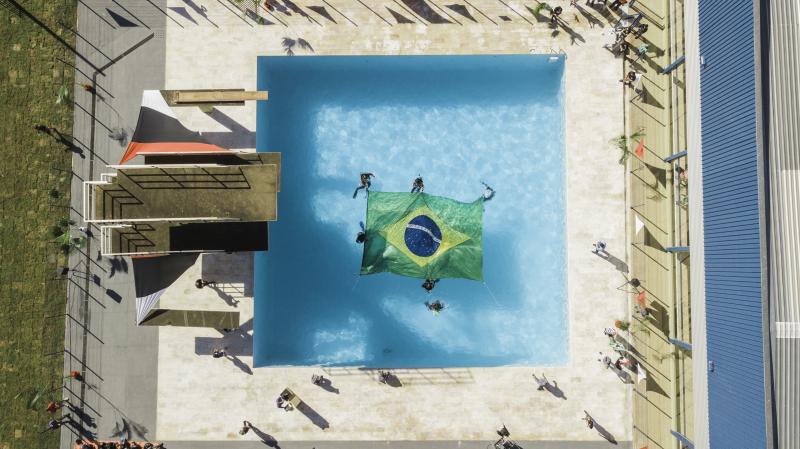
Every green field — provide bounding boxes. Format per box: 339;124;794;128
0;1;76;448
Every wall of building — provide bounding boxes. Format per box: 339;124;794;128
766;0;800;447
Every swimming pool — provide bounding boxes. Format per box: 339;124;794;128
254;55;567;367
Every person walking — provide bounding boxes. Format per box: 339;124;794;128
603;327;617;339
45;400;66;414
598;352;613;368
592;240;608;256
352;172;375;199
212;347;227;358
411;176;424;193
532;373;549;390
195;279;217;289
239;420;252;435
550;6;563;24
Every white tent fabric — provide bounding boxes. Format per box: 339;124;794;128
136;288;165;324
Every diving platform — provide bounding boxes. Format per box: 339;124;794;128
162;89;268;106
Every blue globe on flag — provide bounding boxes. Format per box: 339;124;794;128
404;215;442;257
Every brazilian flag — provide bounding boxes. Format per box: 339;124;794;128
360;192;484;281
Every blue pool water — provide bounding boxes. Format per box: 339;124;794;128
254;55;567;367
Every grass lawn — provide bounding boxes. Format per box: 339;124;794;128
0;1;76;448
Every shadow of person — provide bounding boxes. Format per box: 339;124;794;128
544;381;567;400
315;377;340;394
593;420;618;445
593;251;629;273
210;284;239;307
297;402;330;429
108;256;129;278
65;403;97;428
380;372;403;388
610;365;633;384
250;425;281;448
573;3;605;28
226;354;253;375
35;124;85;157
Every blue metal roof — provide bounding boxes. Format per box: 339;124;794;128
698;1;768;448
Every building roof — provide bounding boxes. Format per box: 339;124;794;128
106;221;268;255
697;0;770;447
93;164;278;222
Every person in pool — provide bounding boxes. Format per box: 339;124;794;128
411;176;424;193
356;221;366;244
421;278;439;293
481;182;495;202
352;172;375;199
425;300;445;313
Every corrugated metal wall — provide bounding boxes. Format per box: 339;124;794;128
767;0;800;447
697;0;769;448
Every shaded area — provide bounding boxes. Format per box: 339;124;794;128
387;7;414;24
195;319;254;357
313;376;340;394
593;250;629;273
446;4;476;22
296;402;330;429
544;380;567;400
250;424;281;448
168;6;197;24
183;0;219;26
106;8;139;27
401;0;450;23
593;420;618;445
35;125;86;158
307;5;336;23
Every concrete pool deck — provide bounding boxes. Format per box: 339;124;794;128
157;0;628;443
65;0;630;446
